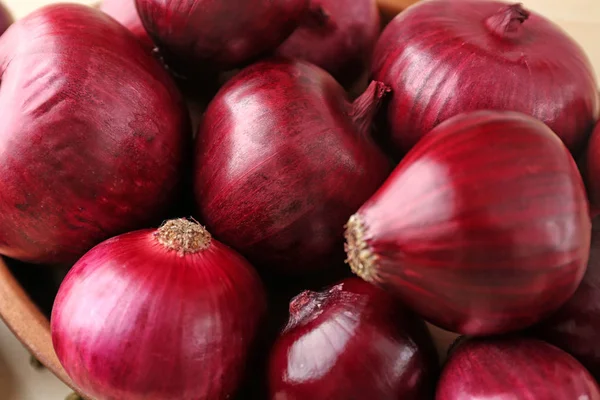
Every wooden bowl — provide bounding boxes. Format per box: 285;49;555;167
0;0;423;398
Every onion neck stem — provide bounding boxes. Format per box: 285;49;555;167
350;81;391;138
155;218;212;255
485;3;530;40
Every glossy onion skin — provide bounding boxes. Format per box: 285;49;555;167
269;278;438;400
372;0;599;155
52;229;266;400
277;0;380;87
533;219;600;380
136;0;308;71
194;59;391;275
437;338;600;399
0;2;12;36
0;5;189;264
100;0;154;52
349;111;591;335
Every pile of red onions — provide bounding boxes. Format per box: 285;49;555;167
372;0;599;156
135;0;310;71
194;59;391;275
0;4;189;264
269;278;438;399
277;0;381;87
345;111;591;335
437;338;600;399
0;1;11;35
51;219;266;400
100;0;154;52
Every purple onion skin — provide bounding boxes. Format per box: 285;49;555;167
52;224;267;400
100;0;154;52
372;0;599;156
277;0;380;87
346;111;591;335
437;338;600;400
135;0;309;71
532;218;600;380
0;5;189;264
194;59;391;276
0;2;12;36
269;278;438;400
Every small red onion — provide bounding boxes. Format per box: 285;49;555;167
269;277;438;400
372;0;599;155
52;219;266;400
194;59;391;275
0;2;12;36
0;5;189;264
437;338;600;399
100;0;154;52
533;218;600;380
345;111;591;335
277;0;380;87
135;0;309;71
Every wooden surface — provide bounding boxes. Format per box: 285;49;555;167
0;0;598;398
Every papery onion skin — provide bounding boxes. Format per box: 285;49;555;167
345;111;591;335
277;0;380;87
437;338;600;400
135;0;309;71
532;218;600;380
0;5;189;264
51;219;266;400
194;59;391;275
372;0;599;156
0;2;12;36
100;0;154;52
269;277;438;400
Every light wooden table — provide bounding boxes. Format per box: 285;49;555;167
0;0;598;399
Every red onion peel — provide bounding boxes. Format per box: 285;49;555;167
100;0;154;52
194;59;391;276
345;111;591;335
372;0;599;156
52;219;266;400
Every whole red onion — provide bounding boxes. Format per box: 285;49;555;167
269;278;438;400
0;2;12;36
345;111;591;335
135;0;309;71
277;0;380;87
437;338;600;399
0;5;189;264
532;218;600;380
100;0;154;52
372;0;599;156
194;59;391;275
52;219;266;400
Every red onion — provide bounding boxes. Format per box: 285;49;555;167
277;0;380;87
135;0;309;71
51;219;266;400
372;0;599;156
0;5;189;264
0;2;12;36
100;0;154;52
269;277;438;399
437;338;600;399
532;218;600;380
194;59;391;275
586;122;600;213
345;111;591;335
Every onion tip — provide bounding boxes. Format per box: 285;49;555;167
350;81;392;137
154;218;212;255
485;3;530;40
344;214;378;282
